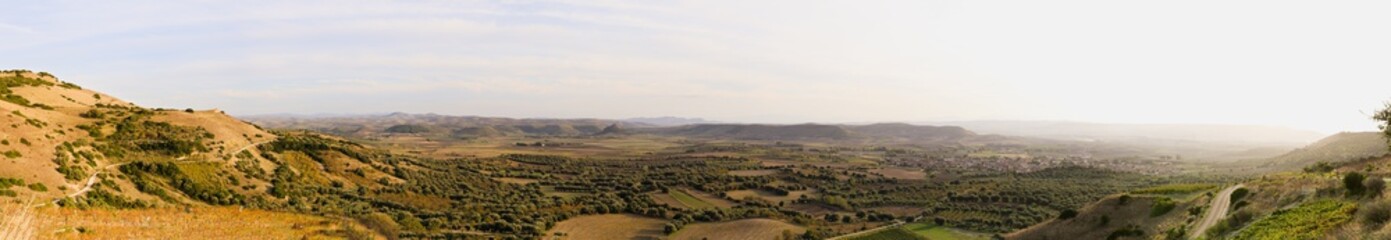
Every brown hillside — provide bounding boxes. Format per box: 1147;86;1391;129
1007;194;1192;240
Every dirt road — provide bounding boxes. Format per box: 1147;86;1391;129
1190;184;1244;239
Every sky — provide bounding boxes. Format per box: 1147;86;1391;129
2;1;1389;133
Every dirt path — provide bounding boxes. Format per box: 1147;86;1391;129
1190;184;1243;239
0;198;36;240
62;162;129;202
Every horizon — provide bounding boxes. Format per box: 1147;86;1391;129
239;111;1336;135
5;1;1391;133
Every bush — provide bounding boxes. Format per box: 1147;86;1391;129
27;183;47;192
79;109;104;119
2;150;19;158
1230;188;1250;202
1347;172;1368;196
1362;199;1391;229
1058;209;1079;219
1305;161;1336;173
1368;177;1387;197
1151;197;1177;217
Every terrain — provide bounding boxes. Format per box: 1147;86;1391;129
3;70;1388;240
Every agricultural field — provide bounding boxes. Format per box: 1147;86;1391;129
903;222;989;240
545;214;666;240
1231;200;1355;239
849;228;924;240
728;169;779;176
867;168;927;180
726;189;819;203
492;177;540;185
1130;183;1218;195
668;218;805;240
21;206;374;239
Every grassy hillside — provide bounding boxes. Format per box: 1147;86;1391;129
0;70;379;239
1006;194;1196;240
1257;132;1388;170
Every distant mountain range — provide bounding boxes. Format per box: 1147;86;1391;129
928;120;1326;145
622;117;717;126
243;112;645;138
245;113;978;142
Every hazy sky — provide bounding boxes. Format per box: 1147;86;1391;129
2;1;1389;133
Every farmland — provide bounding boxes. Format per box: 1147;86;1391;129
1231;200;1355;239
18;205;373;239
545;214;666;240
668;218;805;240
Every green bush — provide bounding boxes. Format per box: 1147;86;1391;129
1346;172;1368;196
1150;197;1177;217
2;150;19;158
27;183;47;192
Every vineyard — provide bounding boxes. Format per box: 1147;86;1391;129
1231;200;1355;240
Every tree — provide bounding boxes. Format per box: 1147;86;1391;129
1058;209;1079;219
1346;172;1367;196
1376;101;1391;149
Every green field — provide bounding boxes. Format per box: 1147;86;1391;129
904;222;989;240
1131;183;1218;195
850;227;925;240
852;222;987;240
670;189;716;209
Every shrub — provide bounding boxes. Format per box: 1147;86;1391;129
1347;172;1368;196
1361;199;1391;229
27;183;46;192
1059;209;1079;219
1368;177;1387;197
1230;188;1250;202
2;150;19;158
79;109;104;119
1151;197;1177;217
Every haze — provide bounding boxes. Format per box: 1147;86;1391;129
2;0;1389;133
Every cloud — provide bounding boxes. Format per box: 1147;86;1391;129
2;0;1389;132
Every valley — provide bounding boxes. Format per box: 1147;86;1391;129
0;70;1388;240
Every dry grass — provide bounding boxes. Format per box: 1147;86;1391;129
727;169;779;176
867;205;926;217
21;206;377;240
649;192;689;209
869;168;927;180
726;189;818;203
669;218;805;240
545;214;666;240
788;203;844;216
492;177;540;185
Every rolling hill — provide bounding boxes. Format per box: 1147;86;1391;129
1254;132;1389;170
244;112;645;138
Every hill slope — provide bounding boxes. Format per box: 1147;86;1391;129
1255;132;1388;170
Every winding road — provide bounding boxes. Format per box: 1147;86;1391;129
1190;184;1244;239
